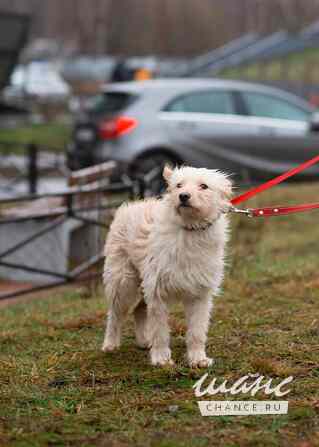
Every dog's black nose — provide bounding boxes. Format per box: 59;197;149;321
179;193;191;203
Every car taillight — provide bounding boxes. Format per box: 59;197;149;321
99;116;137;139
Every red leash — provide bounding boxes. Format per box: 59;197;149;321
230;154;319;218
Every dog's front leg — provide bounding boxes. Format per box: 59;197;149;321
147;296;173;366
184;294;214;368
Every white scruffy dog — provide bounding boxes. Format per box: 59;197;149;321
102;165;232;367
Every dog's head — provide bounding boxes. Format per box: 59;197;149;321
163;165;232;227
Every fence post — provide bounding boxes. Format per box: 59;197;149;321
28;143;38;195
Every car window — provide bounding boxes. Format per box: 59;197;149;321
241;91;310;121
165;90;235;115
85;92;136;115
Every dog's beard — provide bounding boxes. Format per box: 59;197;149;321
176;203;198;216
176;201;223;226
176;202;214;223
178;203;192;210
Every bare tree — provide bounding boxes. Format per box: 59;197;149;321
1;0;319;56
276;0;302;32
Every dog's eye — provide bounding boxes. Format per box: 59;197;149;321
200;183;208;190
176;183;182;188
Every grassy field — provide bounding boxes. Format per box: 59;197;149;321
0;123;71;154
220;47;319;83
1;183;319;446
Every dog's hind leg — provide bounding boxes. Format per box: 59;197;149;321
133;298;150;349
102;261;138;352
184;294;214;368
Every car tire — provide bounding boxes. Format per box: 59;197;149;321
132;152;180;196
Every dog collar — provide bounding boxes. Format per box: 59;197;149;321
182;222;213;232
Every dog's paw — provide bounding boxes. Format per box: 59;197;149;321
150;348;174;366
136;339;151;350
135;334;151;350
190;357;214;368
188;351;214;368
101;339;120;352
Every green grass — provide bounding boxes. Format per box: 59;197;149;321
0;123;71;154
1;183;319;446
220;47;319;83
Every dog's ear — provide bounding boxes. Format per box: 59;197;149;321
163;164;173;183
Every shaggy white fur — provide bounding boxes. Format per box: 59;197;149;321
102;166;232;367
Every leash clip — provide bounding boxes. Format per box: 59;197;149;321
229;206;253;218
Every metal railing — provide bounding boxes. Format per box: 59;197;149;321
0;140;67;196
0;177;141;301
0;141;38;195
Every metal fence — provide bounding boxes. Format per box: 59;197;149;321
0;177;141;301
0;141;39;195
0;140;66;196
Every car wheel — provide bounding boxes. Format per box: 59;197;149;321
132;153;179;196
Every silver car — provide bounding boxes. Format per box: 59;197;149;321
68;79;319;192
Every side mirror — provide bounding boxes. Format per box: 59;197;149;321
309;111;319;132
